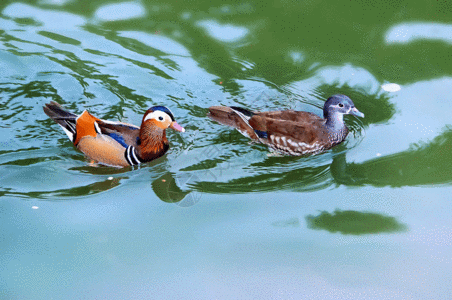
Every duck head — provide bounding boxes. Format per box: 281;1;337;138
323;94;364;120
142;106;185;132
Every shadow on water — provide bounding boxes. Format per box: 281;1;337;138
332;126;452;187
0;172;180;201
8;122;451;200
151;172;202;207
193;160;333;194
185;126;452;194
153;167;411;236
306;210;408;235
0;177;125;199
0;146;168;199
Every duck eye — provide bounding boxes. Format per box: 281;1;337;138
338;103;344;108
158;116;164;121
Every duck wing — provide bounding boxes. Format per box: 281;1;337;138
255;110;321;123
248;115;331;154
96;120;140;148
208;106;332;154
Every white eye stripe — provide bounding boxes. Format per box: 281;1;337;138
144;111;170;122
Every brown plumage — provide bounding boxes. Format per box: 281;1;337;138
208;94;364;156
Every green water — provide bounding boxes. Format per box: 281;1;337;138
1;0;452;299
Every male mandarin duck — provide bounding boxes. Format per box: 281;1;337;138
208;94;364;156
43;101;185;167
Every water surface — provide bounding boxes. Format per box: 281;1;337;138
1;1;452;299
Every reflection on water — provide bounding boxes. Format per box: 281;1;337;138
3;3;85;28
186;125;452;194
151;171;202;206
0;176;124;199
193;160;333;193
306;210;408;235
386;22;452;45
4;121;448;199
1;0;452;298
196;20;249;43
152;172;189;203
118;31;190;56
332;126;452;187
94;2;146;22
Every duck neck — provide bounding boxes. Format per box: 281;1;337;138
325;111;347;133
137;126;169;161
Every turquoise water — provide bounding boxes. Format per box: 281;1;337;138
1;1;452;299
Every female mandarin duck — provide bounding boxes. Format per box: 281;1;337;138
43;101;185;167
208;94;364;156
